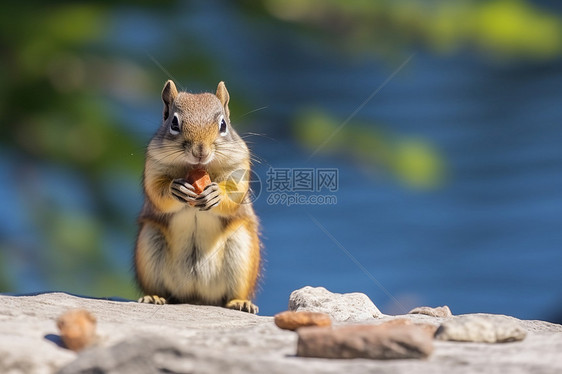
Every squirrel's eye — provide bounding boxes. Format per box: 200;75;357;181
170;114;180;135
219;116;228;136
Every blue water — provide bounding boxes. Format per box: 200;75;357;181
251;136;562;318
2;3;562;321
250;55;562;318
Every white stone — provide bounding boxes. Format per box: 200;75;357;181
289;286;383;321
435;314;527;343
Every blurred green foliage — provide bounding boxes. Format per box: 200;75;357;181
245;0;562;60
0;0;560;297
295;110;445;189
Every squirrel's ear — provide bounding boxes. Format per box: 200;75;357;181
161;80;178;121
216;81;230;119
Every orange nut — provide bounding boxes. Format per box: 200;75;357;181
187;169;211;194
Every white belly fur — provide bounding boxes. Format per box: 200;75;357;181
162;207;251;303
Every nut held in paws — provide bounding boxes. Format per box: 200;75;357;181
187;169;211;194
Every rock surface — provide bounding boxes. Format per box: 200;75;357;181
0;292;562;373
296;324;434;359
435;314;527;343
274;311;332;331
409;306;453;318
289;286;383;321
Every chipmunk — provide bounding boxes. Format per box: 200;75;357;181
134;80;261;313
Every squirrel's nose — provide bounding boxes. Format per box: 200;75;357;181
192;143;210;160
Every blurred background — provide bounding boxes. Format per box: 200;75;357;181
1;0;561;321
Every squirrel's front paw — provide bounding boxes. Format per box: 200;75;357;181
138;295;167;305
194;182;221;211
225;299;259;314
171;178;198;204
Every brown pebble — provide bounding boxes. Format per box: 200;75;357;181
378;318;412;327
56;309;97;351
378;318;439;335
297;323;434;360
274;311;332;331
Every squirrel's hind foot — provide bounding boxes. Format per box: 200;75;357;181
138;295;167;305
226;299;259;314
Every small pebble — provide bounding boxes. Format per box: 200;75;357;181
274;311;331;331
435;314;526;343
379;318;439;335
408;305;453;318
57;309;97;351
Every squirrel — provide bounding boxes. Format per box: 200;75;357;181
134;80;261;313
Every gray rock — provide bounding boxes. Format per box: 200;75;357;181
409;305;452;318
58;335;182;374
289;286;383;321
296;324;434;360
0;292;277;374
1;292;562;374
435;314;527;343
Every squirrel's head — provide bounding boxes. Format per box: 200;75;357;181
150;80;248;171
